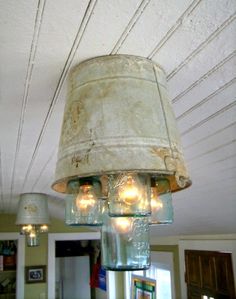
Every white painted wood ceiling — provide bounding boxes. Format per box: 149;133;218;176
0;0;235;236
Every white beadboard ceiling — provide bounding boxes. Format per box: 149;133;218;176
0;0;235;236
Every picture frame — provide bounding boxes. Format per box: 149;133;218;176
131;275;156;299
25;265;46;283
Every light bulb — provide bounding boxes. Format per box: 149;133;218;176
21;224;33;234
151;187;163;212
40;224;48;233
118;174;141;205
29;229;36;238
112;217;132;234
75;184;97;213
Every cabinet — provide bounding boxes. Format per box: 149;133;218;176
0;241;17;299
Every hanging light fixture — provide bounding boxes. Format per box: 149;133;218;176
52;55;191;270
15;193;50;247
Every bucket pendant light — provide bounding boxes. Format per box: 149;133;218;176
15;193;50;247
52;55;191;270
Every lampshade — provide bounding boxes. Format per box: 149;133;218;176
16;193;50;247
65;178;105;226
101;215;150;271
108;173;151;217
52;55;191;270
52;55;191;193
149;177;174;225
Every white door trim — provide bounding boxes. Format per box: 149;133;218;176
0;232;25;299
48;232;100;299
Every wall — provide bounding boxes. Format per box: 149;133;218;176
178;235;236;299
150;245;181;299
151;234;236;299
1;214;235;299
0;213;92;299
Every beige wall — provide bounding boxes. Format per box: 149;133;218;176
151;234;236;299
1;214;235;299
0;213;93;299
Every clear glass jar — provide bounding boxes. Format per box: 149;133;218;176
101;214;150;271
108;173;151;217
149;177;173;225
26;228;40;247
65;178;104;226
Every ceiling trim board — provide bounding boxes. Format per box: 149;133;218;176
21;0;97;191
30;148;56;192
178;77;236;121
183;121;236;150
189;153;236;173
167;12;236;80
110;0;151;54
148;0;202;59
172;49;236;104
181;99;236;136
187;139;236;162
7;0;46;213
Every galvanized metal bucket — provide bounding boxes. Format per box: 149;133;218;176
52;55;191;194
16;193;50;225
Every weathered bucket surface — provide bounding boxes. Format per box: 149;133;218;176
16;193;50;225
52;55;191;193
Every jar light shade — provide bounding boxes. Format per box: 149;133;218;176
65;194;105;226
101;215;150;271
150;178;173;224
108;173;151;217
26;228;40;247
27;235;39;247
65;178;104;226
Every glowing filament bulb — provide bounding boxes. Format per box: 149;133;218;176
151;187;163;212
118;174;141;205
29;228;36;238
40;225;48;233
113;218;132;233
21;224;33;234
76;184;97;212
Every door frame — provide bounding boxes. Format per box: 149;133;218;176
179;239;236;299
48;232;100;299
0;232;25;299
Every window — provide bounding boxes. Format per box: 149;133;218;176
125;252;174;299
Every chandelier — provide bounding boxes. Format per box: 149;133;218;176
15;193;50;247
52;55;191;270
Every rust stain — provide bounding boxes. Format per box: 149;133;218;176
24;204;37;214
150;147;169;159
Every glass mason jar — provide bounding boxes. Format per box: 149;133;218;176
101;214;150;271
26;227;40;247
108;172;151;217
65;177;104;226
149;177;173;225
